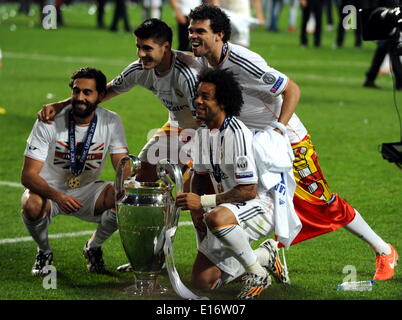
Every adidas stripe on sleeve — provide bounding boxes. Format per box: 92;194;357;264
227;46;288;97
110;61;143;94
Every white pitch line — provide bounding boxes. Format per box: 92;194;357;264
3;51;368;68
0;181;23;188
3;51;367;85
0;221;193;245
0;231;94;244
3;51;130;67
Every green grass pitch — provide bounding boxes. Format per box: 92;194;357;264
0;1;401;302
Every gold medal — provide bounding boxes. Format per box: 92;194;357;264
217;182;224;193
67;176;80;189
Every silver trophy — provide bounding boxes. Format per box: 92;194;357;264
115;155;183;296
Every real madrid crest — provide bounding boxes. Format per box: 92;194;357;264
236;156;248;171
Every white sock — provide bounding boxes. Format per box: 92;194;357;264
254;247;270;267
87;210;118;249
22;214;51;253
211;224;260;272
246;262;267;277
151;7;160;19
344;209;391;256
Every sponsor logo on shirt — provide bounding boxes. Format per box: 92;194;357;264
167;105;187;112
235;171;254;179
161;98;189;112
270;76;284;93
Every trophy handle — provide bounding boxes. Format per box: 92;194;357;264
156;159;183;228
115;154;141;203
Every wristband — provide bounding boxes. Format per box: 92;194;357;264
200;194;217;208
268;121;287;135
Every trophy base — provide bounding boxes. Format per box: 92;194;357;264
124;279;169;296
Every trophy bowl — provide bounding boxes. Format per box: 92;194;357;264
115;156;182;296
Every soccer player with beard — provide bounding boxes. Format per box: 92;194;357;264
21;67;129;276
176;68;296;299
187;4;398;281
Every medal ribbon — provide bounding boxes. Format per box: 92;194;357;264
68;110;98;176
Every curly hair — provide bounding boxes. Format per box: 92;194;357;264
189;4;231;43
197;69;243;117
69;67;107;96
134;18;173;45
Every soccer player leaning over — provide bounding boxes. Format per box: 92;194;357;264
176;69;299;300
187;4;398;281
21;68;129;276
38;18;203;183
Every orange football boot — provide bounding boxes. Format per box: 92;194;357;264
373;244;398;280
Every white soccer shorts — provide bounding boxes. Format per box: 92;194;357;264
198;197;274;278
49;181;112;223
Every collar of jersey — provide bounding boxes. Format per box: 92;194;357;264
219;116;233;132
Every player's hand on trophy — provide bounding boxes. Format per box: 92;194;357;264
176;192;202;210
54;193;83;214
38;102;63;123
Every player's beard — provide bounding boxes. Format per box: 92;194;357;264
71;99;98;118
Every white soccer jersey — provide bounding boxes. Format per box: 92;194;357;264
142;0;162;7
24;106;128;191
197;43;308;143
220;0;251;16
177;0;201;16
191;117;258;193
110;50;203;130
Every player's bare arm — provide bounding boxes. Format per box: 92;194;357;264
38;82;120;123
276;79;301;131
176;183;257;210
216;184;257;205
21;156;83;213
182;172;210;234
252;0;266;25
176;172;209;210
170;0;187;24
94;152;128;215
110;151;129;171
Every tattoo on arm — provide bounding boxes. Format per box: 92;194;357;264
216;184;257;205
